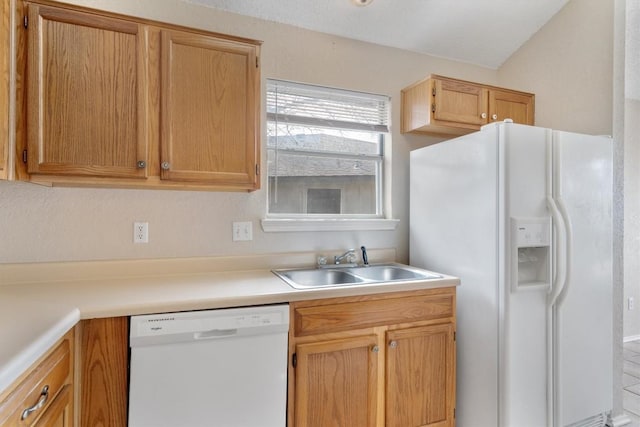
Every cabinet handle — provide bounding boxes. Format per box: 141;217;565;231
21;385;49;420
481;113;487;119
371;345;379;353
161;162;170;170
492;114;498;120
389;340;398;349
137;161;146;169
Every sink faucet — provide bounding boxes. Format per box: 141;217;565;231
334;249;357;265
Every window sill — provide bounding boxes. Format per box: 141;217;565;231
260;218;400;232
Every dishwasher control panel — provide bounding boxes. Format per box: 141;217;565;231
130;304;290;346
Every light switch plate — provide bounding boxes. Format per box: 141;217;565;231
232;221;253;241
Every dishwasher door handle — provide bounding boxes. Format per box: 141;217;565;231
193;329;238;340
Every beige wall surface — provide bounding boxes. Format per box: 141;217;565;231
0;0;496;264
625;98;640;339
497;0;614;136
624;0;640;340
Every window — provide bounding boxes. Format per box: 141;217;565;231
307;188;341;214
266;79;389;218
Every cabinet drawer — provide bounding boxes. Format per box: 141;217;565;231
0;338;71;426
292;289;455;337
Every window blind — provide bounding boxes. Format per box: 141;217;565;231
266;79;390;133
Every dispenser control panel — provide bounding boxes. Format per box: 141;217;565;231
515;221;550;247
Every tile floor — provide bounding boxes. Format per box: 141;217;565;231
624;340;640;425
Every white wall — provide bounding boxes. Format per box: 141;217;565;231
0;0;496;264
624;0;640;340
626;98;640;339
497;0;613;136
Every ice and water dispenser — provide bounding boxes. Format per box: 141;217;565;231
510;217;551;291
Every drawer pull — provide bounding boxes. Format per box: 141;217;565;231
21;385;49;420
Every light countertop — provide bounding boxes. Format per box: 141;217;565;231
0;252;459;395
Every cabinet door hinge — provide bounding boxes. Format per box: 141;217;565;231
454;407;456;418
432;87;436;96
454;331;456;341
255;164;260;176
256;56;259;68
23;16;28;28
292;353;297;368
432;103;436;113
22;150;27;164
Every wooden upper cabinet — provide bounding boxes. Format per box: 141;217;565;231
401;74;535;136
26;4;149;179
432;78;488;127
386;324;455;427
489;88;534;125
0;0;11;180
19;0;261;191
294;335;379;427
160;30;259;188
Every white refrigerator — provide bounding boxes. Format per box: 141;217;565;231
409;122;612;427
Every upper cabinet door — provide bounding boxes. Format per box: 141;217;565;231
433;78;489;126
0;0;9;180
27;4;149;178
160;30;259;189
489;89;535;125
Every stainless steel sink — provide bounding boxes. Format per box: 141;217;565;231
275;269;365;288
272;263;442;290
349;265;441;282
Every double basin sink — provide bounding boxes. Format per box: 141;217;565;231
272;263;442;290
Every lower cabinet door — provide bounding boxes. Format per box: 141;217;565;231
386;324;456;427
294;335;379;427
33;385;73;427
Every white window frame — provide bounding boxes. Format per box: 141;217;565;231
261;79;398;232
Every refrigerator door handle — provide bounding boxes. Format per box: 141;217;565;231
546;195;567;306
554;197;573;307
546;194;571;427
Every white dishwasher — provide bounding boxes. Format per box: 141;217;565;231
128;304;289;427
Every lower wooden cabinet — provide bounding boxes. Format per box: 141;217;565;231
289;287;456;427
31;385;72;427
0;329;75;427
294;334;379;426
78;317;128;427
386;324;455;427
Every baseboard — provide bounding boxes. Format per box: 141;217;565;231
610;413;632;426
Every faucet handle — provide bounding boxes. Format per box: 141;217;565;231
361;246;369;265
346;252;357;264
317;256;327;266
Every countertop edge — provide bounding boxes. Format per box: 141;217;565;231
0;308;80;393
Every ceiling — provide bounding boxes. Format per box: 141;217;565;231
183;0;570;69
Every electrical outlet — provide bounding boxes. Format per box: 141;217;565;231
232;221;253;241
134;222;149;243
629;297;635;311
